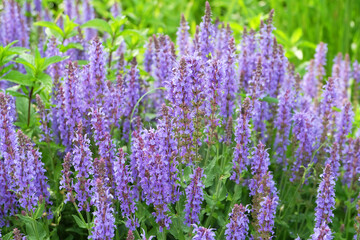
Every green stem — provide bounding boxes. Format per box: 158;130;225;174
73;202;91;236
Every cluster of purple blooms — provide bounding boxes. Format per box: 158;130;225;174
0;0;360;239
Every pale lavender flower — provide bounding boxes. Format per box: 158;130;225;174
71;122;94;212
315;164;335;228
113;148;138;230
91;108;115;189
184;167;205;226
290;111;318;182
199;1;215;60
314;42;328;82
310;222;333;240
275;88;294;166
225;204;249;240
36;95;52;143
176;14;190;56
192;225;216;240
231;98;252;183
59;152;74;203
220;37;237;120
90;176;115;240
238;28;257;90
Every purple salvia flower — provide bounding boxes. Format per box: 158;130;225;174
105;74;125;128
126;230;134;240
214;23;232;59
325;143;340;178
238;28;257;91
63;62;82;150
339;54;351;100
192;225;216;240
59;152;74;203
90;175;115;240
56;85;69;146
290;111;318;182
331;53;342;81
343;138;360;188
36;95;52;143
205;57;224;144
157;105;180;203
335;101;353;158
315;164;336;228
186;53;205;155
258;194;278;238
129;130;145;200
141;229;155;240
184;167;205;226
144;37;154;73
220;37;237;121
274;88;294;166
314;42;328;83
0;160;14;227
14;1;29;49
152;35;175;107
310;222;333;240
0;92;19;218
82;0;96;41
124;57;142;112
113;148;138;230
137;129;173;231
46;37;65;142
111;2;121;18
199;1;215;60
302;60;318;98
250;142;270;178
15;131;41;212
17;130;50;210
353;61;360;100
249;58;268;138
176;14;190;56
171;57;194;163
91;108;115;190
268;40;287;97
225;204;249;240
231;98;252;184
319;77;337;147
259;10;274;62
72;122;94;212
64;0;76;20
89;38;108;108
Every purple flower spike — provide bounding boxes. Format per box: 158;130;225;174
314;42;328;82
325;143;340;178
72;122;94;212
199;1;215;60
275;88;294;166
88;38;108;107
176;14;190;56
343;138;360;187
336;101;354;158
258;194;278;238
319;77;337;143
225;204;249;240
60;152;74;203
192;225;216;240
184;167;205;226
315;164;336;228
220;37;237;121
113;148;138;230
90;177;115;240
231;98;252;183
310;222;333;240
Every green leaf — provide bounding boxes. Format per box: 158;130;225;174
82;19;113;35
59;42;84;52
260;96;279;104
34;21;64;38
332;106;342;112
64;15;79;38
33;200;45;220
2;71;33;86
72;215;88;229
291;28;303;44
2;232;13;240
41;55;69;71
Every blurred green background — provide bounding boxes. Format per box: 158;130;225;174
47;0;360;70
